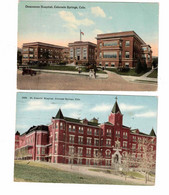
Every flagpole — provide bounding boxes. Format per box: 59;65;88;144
80;29;81;41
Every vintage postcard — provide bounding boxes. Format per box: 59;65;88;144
17;1;158;91
14;92;157;185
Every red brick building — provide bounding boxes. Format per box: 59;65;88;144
68;41;96;65
22;42;69;65
15;100;156;168
96;31;152;68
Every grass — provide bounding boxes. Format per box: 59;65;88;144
147;69;158;78
106;68;150;77
29;65;107;74
89;168;146;179
14;161;136;185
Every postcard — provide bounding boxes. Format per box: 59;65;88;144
14;92;157;185
17;1;158;91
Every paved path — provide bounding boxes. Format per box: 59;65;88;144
17;70;157;91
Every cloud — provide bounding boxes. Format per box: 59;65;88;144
25;100;58;111
61;102;83;110
91;104;112;112
119;103;145;111
59;11;94;29
70;112;81;119
78;12;84;16
134;111;157;118
91;6;106;18
108;16;112;20
93;29;103;35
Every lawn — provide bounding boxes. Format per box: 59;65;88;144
29;65;107;74
147;69;158;78
14;161;135;185
106;68;150;77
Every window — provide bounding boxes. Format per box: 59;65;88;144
54;144;57;154
106;129;111;136
111;62;115;67
115;131;120;137
132;144;136;150
69;135;75;143
37;147;40;155
23;48;28;52
99;62;102;66
105;159;111;166
29;54;34;58
87;137;92;145
104;41;118;46
56;122;58;129
78;127;84;134
86;148;91;156
99;52;102;58
123;132;128;139
125;52;130;58
123;141;127;148
60;122;64;129
105;150;111;158
105;62;108;66
78;136;83;144
83;48;87;59
125;41;130;46
55;132;58;141
78;147;83;156
99;43;102;47
69;146;74;155
125;62;129;67
23;54;28;58
68;125;72;132
86;159;91;165
94;138;99;146
87;128;92;135
103;51;117;58
133;136;136;142
94;149;98;157
106;139;111;146
29;48;34;52
142;47;147;51
94;129;99;136
73;125;76;131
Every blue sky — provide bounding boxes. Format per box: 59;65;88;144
18;1;159;56
16;92;158;135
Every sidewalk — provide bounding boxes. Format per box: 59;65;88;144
32;68;108;79
121;69;157;84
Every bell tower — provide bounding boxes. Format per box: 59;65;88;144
108;97;123;127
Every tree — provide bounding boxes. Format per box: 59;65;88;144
138;137;156;183
135;59;142;74
17;49;22;65
152;57;158;68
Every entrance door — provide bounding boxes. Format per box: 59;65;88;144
114;154;119;163
77;56;80;60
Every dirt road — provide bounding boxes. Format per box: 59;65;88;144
17;70;157;91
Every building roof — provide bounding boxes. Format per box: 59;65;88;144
55;109;64;119
15;131;20;135
149;128;156;137
96;31;146;45
111;101;121;114
21;125;49;136
53;109;100;127
68;41;96;47
22;42;66;49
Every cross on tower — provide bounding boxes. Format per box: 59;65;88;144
115;96;118;101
